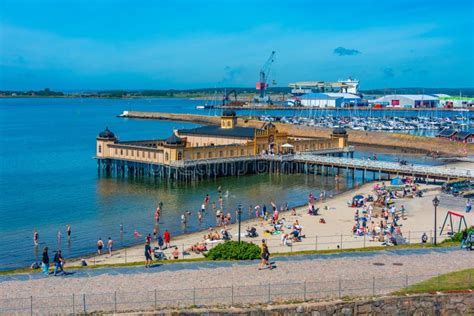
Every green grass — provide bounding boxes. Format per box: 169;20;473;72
0;241;459;276
395;268;474;294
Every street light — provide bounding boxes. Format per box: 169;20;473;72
432;196;440;245
237;204;242;244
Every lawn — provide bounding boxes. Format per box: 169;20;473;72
395;268;474;294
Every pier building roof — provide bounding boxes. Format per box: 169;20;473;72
222;110;237;117
178;125;257;139
98;127;116;139
332;127;347;135
165;134;183;145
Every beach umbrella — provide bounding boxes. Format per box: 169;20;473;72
281;143;294;148
353;195;364;200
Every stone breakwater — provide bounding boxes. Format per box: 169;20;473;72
120;111;474;156
129;292;474;315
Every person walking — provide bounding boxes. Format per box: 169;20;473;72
144;241;153;268
97;238;104;255
53;250;65;276
41;247;49;275
107;237;113;256
163;229;170;249
259;239;272;270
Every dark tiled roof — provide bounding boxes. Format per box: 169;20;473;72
178;125;258;138
333;127;347;135
454;131;473;139
437;129;457;137
98;127;116;139
165;134;183;145
222;110;237;117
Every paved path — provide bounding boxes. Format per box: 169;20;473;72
0;247;473;314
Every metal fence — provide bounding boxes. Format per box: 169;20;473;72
1;272;472;315
76;229;448;266
1;230;450;271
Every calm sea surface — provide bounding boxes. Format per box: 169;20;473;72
0;98;447;269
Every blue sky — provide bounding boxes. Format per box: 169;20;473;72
0;0;473;90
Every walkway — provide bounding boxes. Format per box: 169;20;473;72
1;247;472;314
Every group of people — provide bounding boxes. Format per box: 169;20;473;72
40;247;66;276
350;182;411;245
96;237;113;256
33;224;72;247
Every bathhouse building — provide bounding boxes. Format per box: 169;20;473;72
96;111;349;166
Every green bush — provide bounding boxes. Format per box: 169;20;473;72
442;226;474;243
204;241;260;260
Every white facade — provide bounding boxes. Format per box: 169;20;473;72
301;97;340;107
373;95;439;108
338;78;359;94
300;92;361;108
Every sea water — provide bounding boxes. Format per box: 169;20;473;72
0;98;446;269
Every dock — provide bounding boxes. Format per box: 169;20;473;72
97;151;473;182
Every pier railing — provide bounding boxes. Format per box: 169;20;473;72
1;271;472;314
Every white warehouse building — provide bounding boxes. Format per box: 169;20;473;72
300;92;361;108
373;95;440;108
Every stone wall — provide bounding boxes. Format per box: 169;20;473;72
137;292;474;316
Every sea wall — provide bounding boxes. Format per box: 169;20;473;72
121;111;474;156
136;292;474;316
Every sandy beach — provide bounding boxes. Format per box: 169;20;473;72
67;160;473;267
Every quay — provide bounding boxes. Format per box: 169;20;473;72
118;111;474;156
97;152;473;182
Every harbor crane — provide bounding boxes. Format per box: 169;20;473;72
254;51;275;104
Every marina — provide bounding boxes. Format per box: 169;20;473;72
257;113;473;136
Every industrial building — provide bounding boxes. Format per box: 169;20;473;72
289;79;359;96
299;92;362;108
372;95;439;108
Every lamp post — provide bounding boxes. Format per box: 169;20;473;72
237;204;242;244
432;196;440;245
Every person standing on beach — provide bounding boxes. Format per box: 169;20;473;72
466;199;472;213
41;247;49;275
144;241;153;268
172;246;179;259
204;194;210;206
66;224;71;240
197;210;202;223
163;229;170;249
97;238;104;255
107;237;113;256
157;234;164;250
33;230;39;246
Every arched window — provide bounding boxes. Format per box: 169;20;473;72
177;152;182;160
98;145;102;153
165;152;169;161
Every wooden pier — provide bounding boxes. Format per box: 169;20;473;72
97;150;473;182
